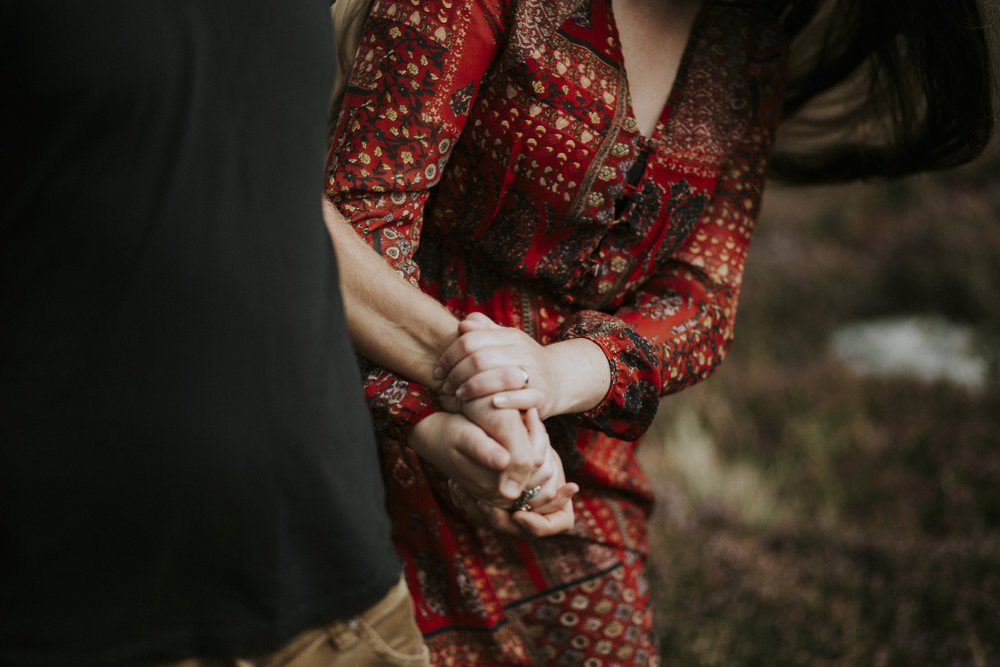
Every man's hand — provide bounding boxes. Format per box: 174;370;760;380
448;407;579;538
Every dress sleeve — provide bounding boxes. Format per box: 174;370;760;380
559;124;778;441
325;0;512;440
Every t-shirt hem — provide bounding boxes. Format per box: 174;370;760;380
1;566;401;667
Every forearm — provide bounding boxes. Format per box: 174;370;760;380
323;198;458;388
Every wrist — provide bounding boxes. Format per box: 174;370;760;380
394;396;442;442
421;318;461;392
406;409;444;458
545;338;611;416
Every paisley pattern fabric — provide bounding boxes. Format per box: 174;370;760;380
326;0;786;663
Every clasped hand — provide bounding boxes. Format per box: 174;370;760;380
408;315;577;538
435;312;557;418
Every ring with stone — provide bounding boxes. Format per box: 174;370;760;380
509;485;541;512
519;366;530;387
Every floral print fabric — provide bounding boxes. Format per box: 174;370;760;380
326;0;785;662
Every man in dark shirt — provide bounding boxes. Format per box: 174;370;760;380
0;2;427;664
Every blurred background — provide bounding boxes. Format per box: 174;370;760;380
641;151;1000;666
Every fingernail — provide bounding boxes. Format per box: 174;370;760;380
441;381;452;394
455;386;467;399
493;395;508;407
502;479;521;499
433;365;444;379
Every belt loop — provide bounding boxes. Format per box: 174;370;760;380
326;617;361;651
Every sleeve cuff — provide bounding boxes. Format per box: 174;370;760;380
557;312;661;441
359;358;442;442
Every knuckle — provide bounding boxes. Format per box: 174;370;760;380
510;464;531;480
457;337;475;355
533;450;549;470
470;353;491;373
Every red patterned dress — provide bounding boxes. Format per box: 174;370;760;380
326;0;786;663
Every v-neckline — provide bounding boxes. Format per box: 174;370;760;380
608;0;709;143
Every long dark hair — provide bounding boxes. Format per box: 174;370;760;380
328;0;374;143
769;0;996;182
330;0;996;183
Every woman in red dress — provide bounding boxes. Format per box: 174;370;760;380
324;0;993;663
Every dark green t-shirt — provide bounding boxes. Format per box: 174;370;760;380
0;2;398;664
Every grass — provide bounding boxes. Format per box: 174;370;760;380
640;153;1000;666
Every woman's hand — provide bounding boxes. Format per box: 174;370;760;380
408;396;551;505
434;312;554;416
448;409;579;539
434;312;612;419
450;480;578;539
458;396;547;494
407;409;519;506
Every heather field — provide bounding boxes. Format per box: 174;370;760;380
641;153;1000;666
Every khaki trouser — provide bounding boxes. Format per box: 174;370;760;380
165;575;429;667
